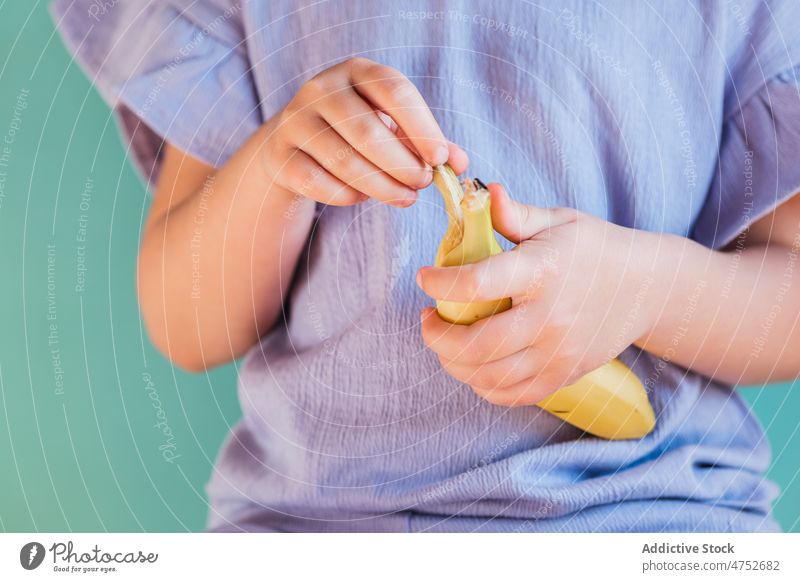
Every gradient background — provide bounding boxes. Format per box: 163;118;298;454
0;3;798;532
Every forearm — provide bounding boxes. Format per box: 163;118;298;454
138;123;315;370
634;230;800;384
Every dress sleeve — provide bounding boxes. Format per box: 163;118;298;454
50;0;262;188
692;66;800;249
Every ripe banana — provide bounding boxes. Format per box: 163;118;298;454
432;164;656;440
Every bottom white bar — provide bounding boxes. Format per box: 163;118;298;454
1;533;797;581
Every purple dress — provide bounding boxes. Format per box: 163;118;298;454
52;0;800;531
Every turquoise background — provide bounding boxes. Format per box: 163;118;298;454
0;3;798;532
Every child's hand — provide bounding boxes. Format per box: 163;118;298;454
417;184;657;407
261;57;467;207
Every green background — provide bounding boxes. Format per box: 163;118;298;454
0;3;798;532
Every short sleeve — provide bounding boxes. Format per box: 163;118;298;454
50;0;262;188
692;66;800;249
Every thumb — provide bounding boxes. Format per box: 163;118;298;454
488;183;575;243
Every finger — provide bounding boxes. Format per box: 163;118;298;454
318;89;433;189
274;149;366;206
489;183;577;244
446;142;469;175
417;245;547;302
390;123;427;171
420;305;540;364
393;122;468;176
442;346;540;391
348;58;448;166
470;374;557;408
376;110;397;132
292;116;418;207
421;307;514;364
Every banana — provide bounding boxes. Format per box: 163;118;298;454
431;164;656;440
535;359;656;440
433;164;512;323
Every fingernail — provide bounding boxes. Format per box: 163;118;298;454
396;195;416;208
415;169;433;189
416;269;425;289
434;145;449;165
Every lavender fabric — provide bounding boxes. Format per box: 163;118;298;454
52;0;800;532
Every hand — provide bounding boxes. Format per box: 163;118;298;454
417;184;657;407
260;57;468;207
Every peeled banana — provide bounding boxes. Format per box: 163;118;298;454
433;164;512;323
432;164;656;440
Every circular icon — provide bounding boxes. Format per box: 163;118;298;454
20;542;46;570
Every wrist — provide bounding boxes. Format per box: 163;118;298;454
631;230;713;349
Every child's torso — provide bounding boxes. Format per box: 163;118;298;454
207;0;778;532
